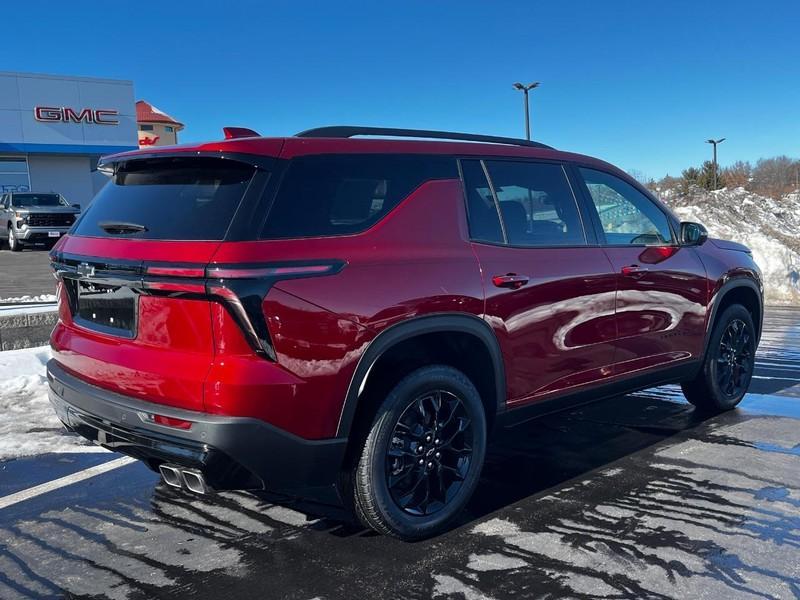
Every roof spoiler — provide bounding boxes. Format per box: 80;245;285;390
223;127;261;140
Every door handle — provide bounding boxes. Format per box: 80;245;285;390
492;273;529;289
621;264;649;277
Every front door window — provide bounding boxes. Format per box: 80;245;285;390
579;167;673;245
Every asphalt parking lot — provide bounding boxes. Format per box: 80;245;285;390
0;308;798;599
0;247;54;300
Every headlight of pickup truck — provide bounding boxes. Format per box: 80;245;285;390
13;211;27;227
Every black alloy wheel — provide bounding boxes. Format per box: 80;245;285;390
386;389;474;516
350;364;487;540
682;304;757;411
715;318;754;399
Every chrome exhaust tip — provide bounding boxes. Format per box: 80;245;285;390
181;469;209;494
159;464;183;488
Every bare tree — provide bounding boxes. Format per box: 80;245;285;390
750;156;800;198
627;169;656;189
721;161;752;189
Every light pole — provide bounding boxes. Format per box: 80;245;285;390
513;82;540;140
706;138;725;189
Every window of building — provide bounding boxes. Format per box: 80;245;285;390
0;157;30;193
579;167;674;245
484;161;586;247
164;126;174;133
139;124;154;131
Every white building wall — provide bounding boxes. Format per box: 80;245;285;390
0;72;137;149
0;71;138;208
27;155;94;208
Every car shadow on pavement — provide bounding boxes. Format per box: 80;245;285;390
257;386;710;536
3;388;799;600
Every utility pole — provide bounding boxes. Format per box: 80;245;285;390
513;82;540;140
706;138;726;189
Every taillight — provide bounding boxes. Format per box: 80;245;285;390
206;264;337;279
146;266;205;278
140;259;345;361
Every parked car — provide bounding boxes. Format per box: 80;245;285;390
47;126;763;539
1;192;80;251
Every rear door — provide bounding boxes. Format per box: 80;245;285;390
462;159;618;407
574;166;709;376
50;155;269;411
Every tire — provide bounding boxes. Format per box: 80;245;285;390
350;365;487;540
682;304;756;412
8;227;20;252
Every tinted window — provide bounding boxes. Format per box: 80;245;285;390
579;168;673;245
12;193;66;207
73;157;255;240
461;160;503;244
485;161;586;247
261;155;456;239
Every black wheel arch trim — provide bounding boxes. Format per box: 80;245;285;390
703;276;763;357
335;313;507;438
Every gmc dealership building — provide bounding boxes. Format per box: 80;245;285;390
0;72;139;207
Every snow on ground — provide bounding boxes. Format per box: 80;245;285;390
0;303;57;317
660;186;800;305
0;346;102;460
0;293;57;304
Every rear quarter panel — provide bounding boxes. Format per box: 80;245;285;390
207;179;485;438
209;179;484;330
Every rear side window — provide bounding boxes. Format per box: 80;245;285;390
260;154;457;239
73;157;255;240
460;160;504;244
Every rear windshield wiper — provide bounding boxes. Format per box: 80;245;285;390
98;221;148;234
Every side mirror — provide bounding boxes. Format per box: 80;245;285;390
680;221;708;246
72;203;81;210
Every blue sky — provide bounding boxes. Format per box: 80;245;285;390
4;0;799;178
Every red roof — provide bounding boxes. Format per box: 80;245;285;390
136;100;183;127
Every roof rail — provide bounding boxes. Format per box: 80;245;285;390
294;126;554;149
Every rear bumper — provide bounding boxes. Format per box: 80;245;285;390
47;359;347;503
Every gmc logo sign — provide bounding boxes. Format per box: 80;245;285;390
34;106;120;125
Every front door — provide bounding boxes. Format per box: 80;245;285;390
575;167;709;376
460;159;618;407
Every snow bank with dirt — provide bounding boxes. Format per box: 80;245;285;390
659;186;800;305
0;346;102;460
0;293;57;304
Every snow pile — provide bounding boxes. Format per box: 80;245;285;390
0;293;57;304
0;346;101;460
659;186;800;305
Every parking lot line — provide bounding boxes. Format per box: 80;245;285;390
0;456;135;510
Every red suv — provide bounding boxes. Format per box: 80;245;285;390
48;126;763;539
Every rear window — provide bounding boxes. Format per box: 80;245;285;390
73;157;255;240
260;154;457;239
